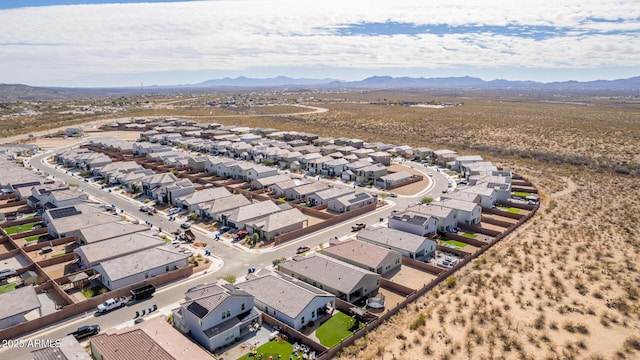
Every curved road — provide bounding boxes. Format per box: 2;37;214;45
1;142;449;360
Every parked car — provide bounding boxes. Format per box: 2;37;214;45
68;325;100;340
389;193;398;198
0;269;17;281
351;223;366;232
168;207;180;215
296;246;310;254
218;226;230;233
180;222;191;229
97;297;127;313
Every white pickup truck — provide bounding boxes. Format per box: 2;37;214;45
96;297;128;313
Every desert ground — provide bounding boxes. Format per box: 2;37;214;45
4;91;639;359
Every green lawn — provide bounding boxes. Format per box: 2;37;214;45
439;239;468;249
316;311;361;348
461;232;478;239
238;338;293;360
51;253;67;258
513;191;531;198
4;222;43;235
497;206;521;214
24;235;45;242
0;283;17;294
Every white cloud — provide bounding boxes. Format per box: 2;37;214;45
0;0;639;85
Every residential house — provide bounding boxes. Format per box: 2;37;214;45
482;181;512;202
368;151;392;166
278;254;380;303
441;190;482;205
321;158;348;177
94;161;144;182
413;147;433;161
323;239;402;275
350;148;374;158
0;286;41;330
306;156;333;175
45;188;88;208
285;182;329;201
245;208;307;241
306;187;354;206
141;172;178;198
269;178;309;196
175;187;232;212
463;161;497;177
75;222;150;246
433;149;457;166
249;174;290;190
32;335;91;360
220;201;283;229
388;211;437;236
356;163;387;184
156;178;195;205
394;145;413;158
460;186;497;208
132;142;169;155
453;155;484;172
200;194;251;220
246;164;279;181
374;171;417;189
43;204;121;238
406;203;458;233
433;199;482;225
231;161;254;179
327;192;378;213
237;272;335;330
94;247;189;290
74;232;164;269
171;282;260;352
89;317;215;360
357;227;436;260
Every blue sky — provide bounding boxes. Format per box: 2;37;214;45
1;0;639;87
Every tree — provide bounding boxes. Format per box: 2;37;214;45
419;196;434;204
251;232;260;245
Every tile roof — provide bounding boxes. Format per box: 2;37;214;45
90;329;174;360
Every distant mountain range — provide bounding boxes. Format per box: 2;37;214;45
1;75;639;100
183;75;640;91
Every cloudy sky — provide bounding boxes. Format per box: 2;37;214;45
1;0;639;87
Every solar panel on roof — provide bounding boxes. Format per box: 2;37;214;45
187;302;209;318
49;207;82;219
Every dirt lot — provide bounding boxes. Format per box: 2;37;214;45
384;264;437;290
0;242;16;254
25;130;140;150
386;164;432;196
376;287;408;311
41;259;78;279
26;243;72;262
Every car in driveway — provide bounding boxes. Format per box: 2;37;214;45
68;325;100;340
218;226;230;233
180;222;191;229
0;269;17;281
168;207;180;215
296;246;310;254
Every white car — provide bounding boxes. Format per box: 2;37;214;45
168;207;180;215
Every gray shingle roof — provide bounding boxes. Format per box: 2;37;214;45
323;239;401;270
0;286;41;321
96;247;188;282
357;227;431;253
237;273;334;319
278;254;379;295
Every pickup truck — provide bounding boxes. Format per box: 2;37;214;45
68;325;100;340
96;297;128;313
351;223;366;232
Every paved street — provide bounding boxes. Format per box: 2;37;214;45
1;141;450;360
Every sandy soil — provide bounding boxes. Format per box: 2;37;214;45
387;164;432;196
337;171;640;360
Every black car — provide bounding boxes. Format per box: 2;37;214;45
296;246;310;254
68;325;100;340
